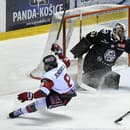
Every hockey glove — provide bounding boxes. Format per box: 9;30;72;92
51;43;63;56
17;92;33;102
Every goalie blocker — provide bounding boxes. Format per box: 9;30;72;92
70;37;91;58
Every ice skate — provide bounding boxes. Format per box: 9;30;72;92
9;109;23;118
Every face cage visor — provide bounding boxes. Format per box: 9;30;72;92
114;23;126;41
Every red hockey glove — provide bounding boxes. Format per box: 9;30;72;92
17;92;33;102
51;43;63;56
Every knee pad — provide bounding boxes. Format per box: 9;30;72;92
101;71;120;89
35;97;47;110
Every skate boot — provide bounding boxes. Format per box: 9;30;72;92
9;108;23;118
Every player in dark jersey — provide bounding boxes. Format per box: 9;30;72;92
71;23;130;89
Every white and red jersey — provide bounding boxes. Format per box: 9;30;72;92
39;55;75;96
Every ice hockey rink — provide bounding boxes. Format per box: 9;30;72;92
0;30;130;130
1;2;130;129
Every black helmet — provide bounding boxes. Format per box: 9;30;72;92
43;55;58;71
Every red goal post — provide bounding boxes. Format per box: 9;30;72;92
62;4;130;65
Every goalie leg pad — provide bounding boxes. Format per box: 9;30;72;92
70;37;91;58
83;68;112;89
101;71;120;89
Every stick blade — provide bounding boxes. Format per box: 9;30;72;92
114;118;123;123
77;81;96;93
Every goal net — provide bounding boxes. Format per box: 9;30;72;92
30;4;130;80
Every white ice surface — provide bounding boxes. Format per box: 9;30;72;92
0;33;130;130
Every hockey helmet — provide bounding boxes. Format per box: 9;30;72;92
113;22;126;41
43;55;58;71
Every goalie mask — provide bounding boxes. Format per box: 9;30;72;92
113;22;126;41
43;55;58;72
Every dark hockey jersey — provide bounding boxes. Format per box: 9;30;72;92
83;29;130;73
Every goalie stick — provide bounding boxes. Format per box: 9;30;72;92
76;13;96;92
114;110;130;123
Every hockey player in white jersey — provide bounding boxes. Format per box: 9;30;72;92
9;43;77;118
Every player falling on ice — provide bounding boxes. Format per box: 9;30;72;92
71;22;130;89
9;43;77;118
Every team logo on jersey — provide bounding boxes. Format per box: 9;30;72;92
104;49;116;62
30;0;49;6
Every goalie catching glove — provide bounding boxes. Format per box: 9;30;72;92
51;43;63;56
18;92;33;102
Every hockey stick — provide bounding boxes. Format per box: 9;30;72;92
76;13;96;92
55;2;66;43
114;110;130;123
